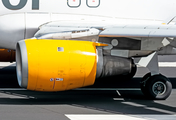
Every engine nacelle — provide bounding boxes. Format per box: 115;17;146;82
16;39;106;91
16;39;136;92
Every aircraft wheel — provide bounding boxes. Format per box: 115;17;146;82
142;74;172;100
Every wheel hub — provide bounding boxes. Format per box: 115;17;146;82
157;86;161;91
152;81;166;95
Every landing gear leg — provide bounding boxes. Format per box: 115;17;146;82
138;52;172;100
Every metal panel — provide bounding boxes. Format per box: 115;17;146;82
25;13;51;39
0;13;25;49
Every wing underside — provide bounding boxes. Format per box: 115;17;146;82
32;21;176;57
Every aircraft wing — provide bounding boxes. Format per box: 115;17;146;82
34;21;176;39
33;22;176;56
100;27;176;38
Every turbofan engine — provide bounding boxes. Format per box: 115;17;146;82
16;39;136;92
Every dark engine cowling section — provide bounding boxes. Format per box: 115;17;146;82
101;56;135;77
96;48;136;79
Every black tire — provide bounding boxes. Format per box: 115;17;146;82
140;73;151;95
145;74;172;100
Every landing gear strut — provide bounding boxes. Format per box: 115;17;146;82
140;73;172;100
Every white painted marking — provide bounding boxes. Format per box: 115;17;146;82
158;62;176;67
0;88;26;90
122;102;146;107
113;98;124;101
0;62;16;66
137;62;176;67
116;90;121;96
66;115;176;120
66;114;176;120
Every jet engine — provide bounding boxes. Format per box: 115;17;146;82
16;39;136;92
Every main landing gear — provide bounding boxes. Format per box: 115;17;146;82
137;52;172;100
140;73;172;100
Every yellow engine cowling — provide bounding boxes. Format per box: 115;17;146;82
16;39;106;92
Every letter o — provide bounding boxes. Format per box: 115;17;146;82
2;0;27;10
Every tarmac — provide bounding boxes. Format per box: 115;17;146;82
0;89;175;120
0;55;175;120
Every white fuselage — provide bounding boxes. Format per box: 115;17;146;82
0;0;176;49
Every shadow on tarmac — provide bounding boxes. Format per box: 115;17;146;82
0;90;175;115
0;65;176;115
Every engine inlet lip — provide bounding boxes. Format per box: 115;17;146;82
16;40;28;88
